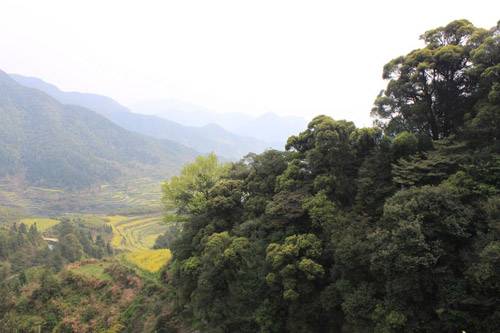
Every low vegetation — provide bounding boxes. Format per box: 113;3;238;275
72;261;113;281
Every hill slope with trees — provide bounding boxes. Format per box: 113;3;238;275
9;74;279;159
0;70;197;189
160;19;500;332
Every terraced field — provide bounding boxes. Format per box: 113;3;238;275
106;214;177;252
0;177;165;216
106;214;178;277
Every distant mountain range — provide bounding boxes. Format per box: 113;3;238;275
10;74;286;159
0;70;197;189
130;99;309;143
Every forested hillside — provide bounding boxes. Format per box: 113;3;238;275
0;215;175;332
0;71;197;189
9;74;279;159
160;20;500;332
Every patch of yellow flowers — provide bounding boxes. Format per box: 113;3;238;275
124;249;172;273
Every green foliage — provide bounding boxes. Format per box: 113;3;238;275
162;152;230;215
0;263;173;332
392;138;468;186
58;234;84;262
372;20;497;140
0;207;31;225
391;131;418;159
0;223;46;276
164;20;500;330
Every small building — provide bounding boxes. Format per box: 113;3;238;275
44;237;59;250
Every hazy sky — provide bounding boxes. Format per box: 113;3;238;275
1;1;499;127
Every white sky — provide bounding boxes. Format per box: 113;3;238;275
0;0;498;127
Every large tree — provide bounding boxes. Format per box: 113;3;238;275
372;19;488;139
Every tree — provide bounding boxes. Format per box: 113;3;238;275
284;116;370;206
162;152;229;215
368;185;473;331
58;234;83;263
265;233;327;331
372;20;482;139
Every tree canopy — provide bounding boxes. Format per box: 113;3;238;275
160;19;500;332
162;152;230;215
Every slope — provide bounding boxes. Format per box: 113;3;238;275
10;74;277;159
0;70;197;190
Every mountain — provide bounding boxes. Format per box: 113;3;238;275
235;112;308;143
129;99;308;143
130;99;255;131
0;70;197;189
10;74;278;159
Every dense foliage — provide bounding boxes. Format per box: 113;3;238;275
0;223;46;279
163;20;500;332
0;216;113;282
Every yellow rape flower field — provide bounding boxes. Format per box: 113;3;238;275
105;214;178;276
124;249;172;274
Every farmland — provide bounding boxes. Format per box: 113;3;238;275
123;249;172;274
106;214;175;251
18;218;60;233
0;177;165;216
105;213;179;277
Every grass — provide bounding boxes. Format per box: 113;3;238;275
123;249;172;274
19;218;60;232
72;262;113;281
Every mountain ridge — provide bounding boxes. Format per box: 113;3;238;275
9;74;280;159
130;99;309;143
0;70;197;189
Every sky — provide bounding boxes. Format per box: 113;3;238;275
0;1;499;127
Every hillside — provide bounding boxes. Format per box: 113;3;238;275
0;214;180;332
159;19;500;332
9;74;278;159
0;70;197;190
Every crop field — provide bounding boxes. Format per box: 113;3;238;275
106;213;179;251
123;249;172;274
19;218;60;232
105;212;180;277
0;177;165;216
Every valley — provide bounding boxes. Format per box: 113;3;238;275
0;11;499;332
